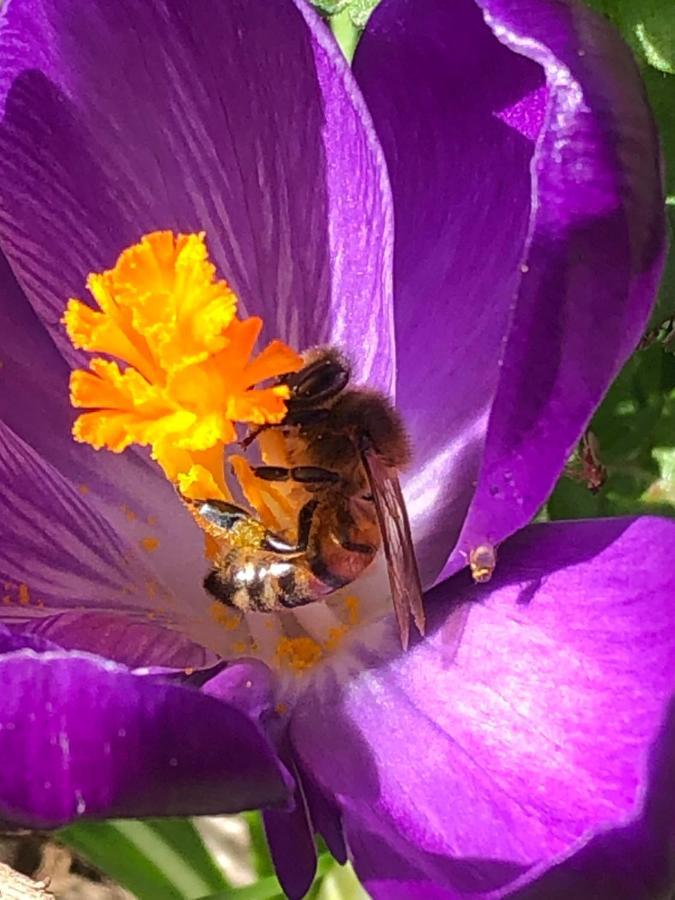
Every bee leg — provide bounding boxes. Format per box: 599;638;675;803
252;465;291;482
261;500;319;555
253;465;341;485
295;499;319;551
292;466;341;484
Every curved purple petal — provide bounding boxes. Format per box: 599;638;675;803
347;825;515;900
291;517;675;897
0;650;291;828
299;765;347;865
202;659;276;722
0;0;394;391
0;252;211;606
264;796;317;900
355;0;665;581
449;0;667;575
12;614;216;670
353;0;543;579
505;802;675;899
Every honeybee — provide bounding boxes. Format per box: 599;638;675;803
237;346;426;649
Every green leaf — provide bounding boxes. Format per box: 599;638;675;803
314;861;369;900
59;818;230;900
242;812;275;879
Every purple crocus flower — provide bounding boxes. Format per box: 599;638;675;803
0;0;672;898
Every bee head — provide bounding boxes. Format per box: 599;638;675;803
280;346;350;409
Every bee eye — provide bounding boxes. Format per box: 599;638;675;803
285;358;350;405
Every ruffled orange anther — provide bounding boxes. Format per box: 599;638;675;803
64;231;303;494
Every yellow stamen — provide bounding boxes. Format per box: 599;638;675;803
64;231;302;495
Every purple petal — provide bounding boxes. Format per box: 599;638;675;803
353;0;543;579
299;765;347;865
0;650;291;828
291;518;675;896
264;797;317;900
202;659;276;722
347;825;516;900
0;0;394;391
449;0;666;575
262;733;317;900
12;614;215;670
505;810;675;899
355;0;665;580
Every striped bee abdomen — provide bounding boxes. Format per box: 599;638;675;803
204;550;324;612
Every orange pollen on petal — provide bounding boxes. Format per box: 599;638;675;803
209;602;242;631
275;636;324;672
18;583;31;606
139;537;160;553
63;231;303;501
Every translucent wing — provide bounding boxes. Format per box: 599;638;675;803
361;447;425;650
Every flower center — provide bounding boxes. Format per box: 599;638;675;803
64;232;394;679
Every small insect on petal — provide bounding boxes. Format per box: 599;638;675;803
470;544;497;583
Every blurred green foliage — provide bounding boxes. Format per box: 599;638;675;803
547;347;675;519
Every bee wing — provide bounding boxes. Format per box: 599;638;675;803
361;447;425;650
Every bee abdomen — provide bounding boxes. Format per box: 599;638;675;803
204;554;318;612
